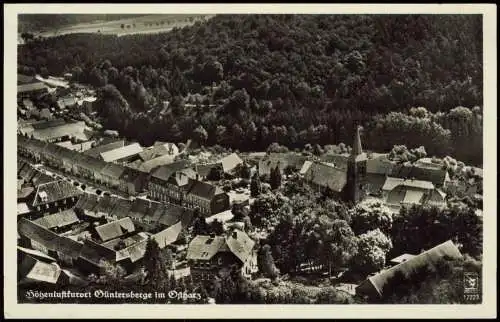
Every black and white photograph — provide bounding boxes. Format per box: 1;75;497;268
4;3;497;319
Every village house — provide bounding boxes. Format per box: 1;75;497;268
218;153;244;177
30;180;83;215
56;96;78;110
383;178;447;212
355;240;462;300
17;82;48;99
137;154;177;173
100;163;126;189
118;167;149;196
30;121;89;143
139;142;179;162
100;143;143;163
18;218;83;267
186;229;258;282
148;161;192;202
184;179;230;216
83;140;125;159
33;209;80;234
195;162;224;181
18;251;65;286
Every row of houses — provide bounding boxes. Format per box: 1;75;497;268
18;135;149;196
19;135;232;216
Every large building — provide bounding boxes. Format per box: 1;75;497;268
186;229;258;282
303;126;367;204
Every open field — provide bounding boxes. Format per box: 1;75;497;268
35;14;215;38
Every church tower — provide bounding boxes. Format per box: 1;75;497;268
345;125;367;204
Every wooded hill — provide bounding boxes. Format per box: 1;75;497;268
18;14;483;165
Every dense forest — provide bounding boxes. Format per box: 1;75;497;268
18;14;483;165
18;14;148;33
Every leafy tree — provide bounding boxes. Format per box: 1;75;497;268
351;228;393;275
350;200;393;235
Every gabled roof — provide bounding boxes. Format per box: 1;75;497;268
186;229;254;263
127;198;151;221
83;140;125;158
18;254;61;285
367;155;395;175
139;154;176;173
219;153;244;174
18;218;83;259
101;163;126;179
109;199;134;219
153;221;183;248
382;177;435;191
100;143;143;162
32;180;82;207
304;162;347;192
195;163;223;178
186;235;227;260
75;193;100;212
225;229;256;263
18;246;57;263
95;217;135;242
356;240;462;298
390;164;449;187
138;143;178;162
151;161;190;181
186;179;225;200
92;195;120;215
34;209;79;229
31;121;87;142
18;82;48;93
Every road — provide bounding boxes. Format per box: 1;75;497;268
19;155;130;200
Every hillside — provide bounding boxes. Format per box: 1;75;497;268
17;14;483;165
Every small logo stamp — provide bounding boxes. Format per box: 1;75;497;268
463;272;481;303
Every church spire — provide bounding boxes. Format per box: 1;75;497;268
352;125;363;157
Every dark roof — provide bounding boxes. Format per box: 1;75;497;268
151;161;190;181
304;162;347;192
32;180;83;207
186;179;225;200
127;198;152;221
93;195;120;215
75;193;100;212
18;218;83;259
101;163;126;179
109;199;134;219
77;154;108;173
356;240;462;298
158;204;185;227
34;209;79;229
18;74;37;85
390;164;449;187
95;217;135;242
78;239;117;265
186;229;254;263
83;140;125;158
195;163;223;178
31;171;56;186
18;254;62;285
